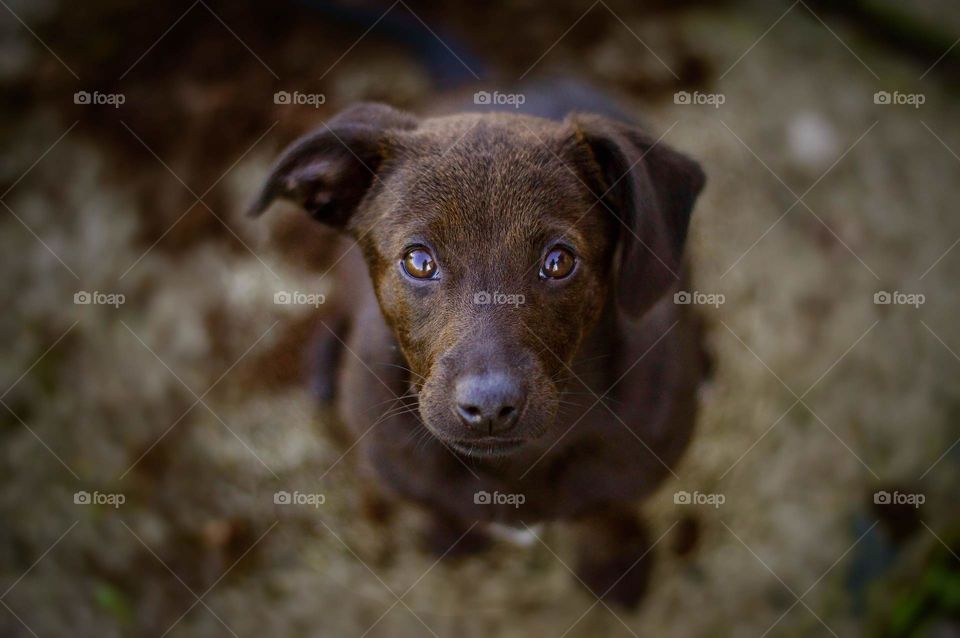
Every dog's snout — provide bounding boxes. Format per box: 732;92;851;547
454;373;524;434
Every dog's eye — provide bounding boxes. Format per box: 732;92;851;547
540;246;576;280
402;246;438;279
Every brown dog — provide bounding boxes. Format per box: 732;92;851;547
251;86;706;607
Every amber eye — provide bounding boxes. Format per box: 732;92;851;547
401;246;438;279
540;245;576;280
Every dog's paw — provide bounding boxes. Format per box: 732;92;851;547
574;512;654;609
575;544;653;609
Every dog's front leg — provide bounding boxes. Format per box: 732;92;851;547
573;506;653;609
420;511;493;558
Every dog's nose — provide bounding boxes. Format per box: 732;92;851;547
454;373;524;434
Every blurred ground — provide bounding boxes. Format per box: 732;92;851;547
1;1;959;636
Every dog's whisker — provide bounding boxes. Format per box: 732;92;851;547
365;398;417;414
556;399;592;409
407;424;439;452
368;400;423;429
365;388;420;408
376;403;421;421
364;398;418;419
559;390;622;404
374;362;427;382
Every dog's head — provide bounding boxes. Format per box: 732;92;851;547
251;103;704;458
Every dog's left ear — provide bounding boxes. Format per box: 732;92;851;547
567;114;705;317
248;103;418;227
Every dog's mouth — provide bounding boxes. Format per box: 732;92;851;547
447;437;528;458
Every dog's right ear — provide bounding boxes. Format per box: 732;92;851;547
567;114;705;317
247;103;418;228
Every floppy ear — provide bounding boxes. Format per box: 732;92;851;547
248;103;418;227
568;114;705;317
